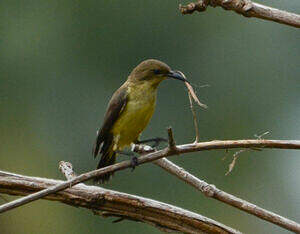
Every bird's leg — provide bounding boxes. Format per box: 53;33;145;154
115;150;138;171
135;137;167;148
130;157;138;171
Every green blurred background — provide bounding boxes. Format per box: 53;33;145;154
0;0;299;233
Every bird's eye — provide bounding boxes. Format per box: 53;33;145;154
153;69;161;75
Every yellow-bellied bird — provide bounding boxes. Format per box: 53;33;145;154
93;59;188;183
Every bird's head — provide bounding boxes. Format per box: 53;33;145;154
128;59;188;87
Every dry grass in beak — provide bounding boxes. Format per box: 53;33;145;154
175;71;208;109
186;81;208;109
175;71;207;143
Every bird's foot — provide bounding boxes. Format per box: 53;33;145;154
130;156;138;171
116;150;138;171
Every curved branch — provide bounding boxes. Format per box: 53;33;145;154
179;0;300;28
0;139;299;214
0;170;240;234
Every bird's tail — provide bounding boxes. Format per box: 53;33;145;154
94;149;116;183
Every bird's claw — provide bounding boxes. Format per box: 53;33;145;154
130;156;138;171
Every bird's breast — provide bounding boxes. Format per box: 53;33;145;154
112;84;157;149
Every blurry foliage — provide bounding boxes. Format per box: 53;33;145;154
0;0;299;233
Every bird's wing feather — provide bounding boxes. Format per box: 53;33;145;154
93;86;128;158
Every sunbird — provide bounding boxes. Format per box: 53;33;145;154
93;59;188;183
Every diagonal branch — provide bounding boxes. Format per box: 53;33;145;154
154;158;300;233
179;0;300;28
132;144;300;233
0;169;240;234
0;138;299;215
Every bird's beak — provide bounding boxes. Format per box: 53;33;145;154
167;70;190;84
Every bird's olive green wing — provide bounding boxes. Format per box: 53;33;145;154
93;86;128;158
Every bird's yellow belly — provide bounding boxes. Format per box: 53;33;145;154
112;91;155;150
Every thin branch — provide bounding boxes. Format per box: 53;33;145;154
133;144;300;233
0;138;299;214
0;170;240;234
154;158;300;233
179;0;300;28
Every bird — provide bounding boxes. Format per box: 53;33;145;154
93;59;188;183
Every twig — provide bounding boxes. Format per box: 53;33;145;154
0;138;299;214
188;92;200;143
167;127;176;149
59;161;77;180
225;131;271;175
179;0;300;28
254;131;270;140
0;170;240;234
225;149;249;175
